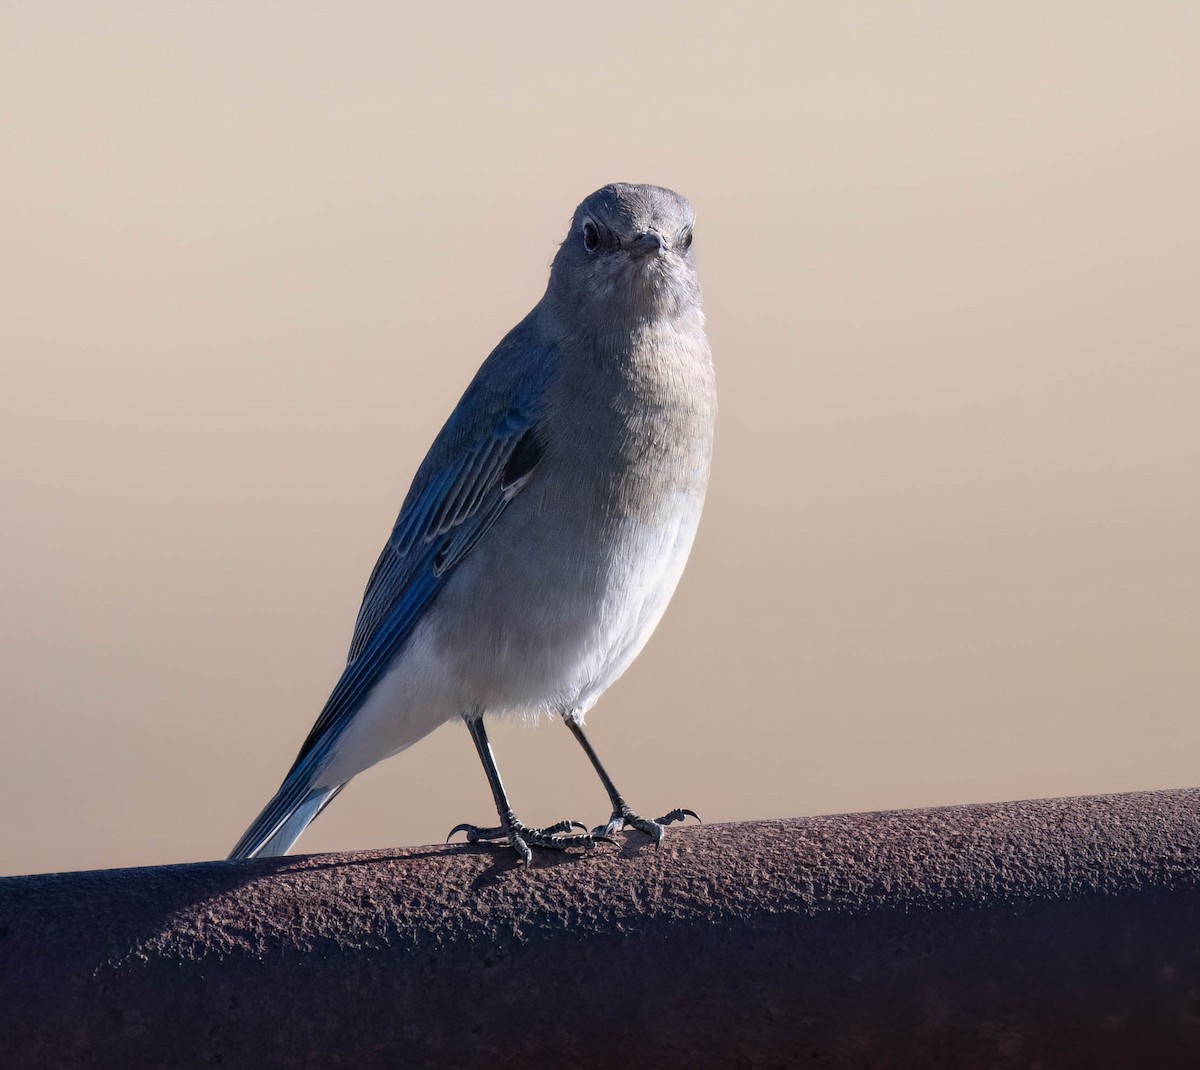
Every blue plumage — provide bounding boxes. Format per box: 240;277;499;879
228;389;546;859
229;184;714;863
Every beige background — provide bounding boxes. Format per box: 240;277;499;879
2;3;1198;877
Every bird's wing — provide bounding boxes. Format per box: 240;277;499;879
285;364;548;776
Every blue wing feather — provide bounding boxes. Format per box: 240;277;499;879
228;317;556;859
285;370;549;776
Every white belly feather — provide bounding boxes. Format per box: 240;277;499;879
565;490;702;714
317;489;703;788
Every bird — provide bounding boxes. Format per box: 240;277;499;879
228;183;716;864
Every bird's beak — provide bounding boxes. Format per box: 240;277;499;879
630;229;666;257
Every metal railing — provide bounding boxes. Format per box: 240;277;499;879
3;787;1199;1068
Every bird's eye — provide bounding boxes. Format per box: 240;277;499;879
582;219;600;253
681;228;693;251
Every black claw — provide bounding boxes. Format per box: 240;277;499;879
448;816;598;857
535;819;589;837
593;804;700;846
656;808;701;826
519;827;597;851
511;834;533;866
447;822;508;844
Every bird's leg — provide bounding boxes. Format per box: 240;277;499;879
564;715;700;846
447;715;598;863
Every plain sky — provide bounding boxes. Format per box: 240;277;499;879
2;2;1198;876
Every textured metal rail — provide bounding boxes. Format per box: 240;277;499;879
3;788;1200;1068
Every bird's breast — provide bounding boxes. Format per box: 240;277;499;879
440;326;714;714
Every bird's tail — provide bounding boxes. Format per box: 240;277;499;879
228;764;344;860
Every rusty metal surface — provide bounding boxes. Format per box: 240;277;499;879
3;788;1200;1068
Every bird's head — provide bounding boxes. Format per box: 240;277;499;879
547;183;702;332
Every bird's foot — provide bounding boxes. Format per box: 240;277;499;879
447;817;604;864
592;805;700;847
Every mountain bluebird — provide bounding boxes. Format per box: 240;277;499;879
229;183;716;864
